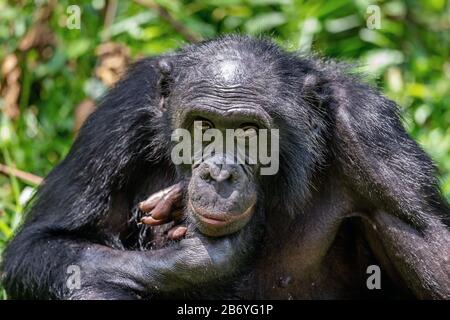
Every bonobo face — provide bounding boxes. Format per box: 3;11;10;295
168;55;278;237
177;114;270;237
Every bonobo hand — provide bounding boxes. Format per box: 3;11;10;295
138;183;259;288
139;182;188;240
159;235;251;289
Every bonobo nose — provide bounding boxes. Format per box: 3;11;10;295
197;157;242;198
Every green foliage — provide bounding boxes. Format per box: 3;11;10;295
0;0;449;300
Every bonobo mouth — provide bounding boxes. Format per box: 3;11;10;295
189;200;256;237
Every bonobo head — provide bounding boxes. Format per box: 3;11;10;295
157;36;325;237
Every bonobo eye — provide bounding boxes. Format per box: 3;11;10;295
192;118;214;131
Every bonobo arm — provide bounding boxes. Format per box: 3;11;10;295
363;211;450;299
2;227;251;299
328;70;450;298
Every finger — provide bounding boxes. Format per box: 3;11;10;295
164;183;183;204
140;216;171;226
139;183;183;212
168;226;187;240
150;198;176;220
139;190;166;212
150;188;183;220
138;184;177;212
151;208;184;224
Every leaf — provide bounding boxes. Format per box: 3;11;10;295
248;0;291;5
66;39;91;59
244;12;286;34
361;49;404;75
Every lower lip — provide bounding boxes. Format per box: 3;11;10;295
196;215;230;227
190;201;255;228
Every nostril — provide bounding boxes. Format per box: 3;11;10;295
198;162;238;183
200;170;212;182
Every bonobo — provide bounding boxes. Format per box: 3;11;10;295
1;35;450;299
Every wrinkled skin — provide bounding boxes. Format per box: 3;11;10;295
1;36;450;299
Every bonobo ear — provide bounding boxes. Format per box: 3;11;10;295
329;77;449;229
155;57;174;113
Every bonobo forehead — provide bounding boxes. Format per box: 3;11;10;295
178;35;281;85
169;36;285;128
210;57;252;85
